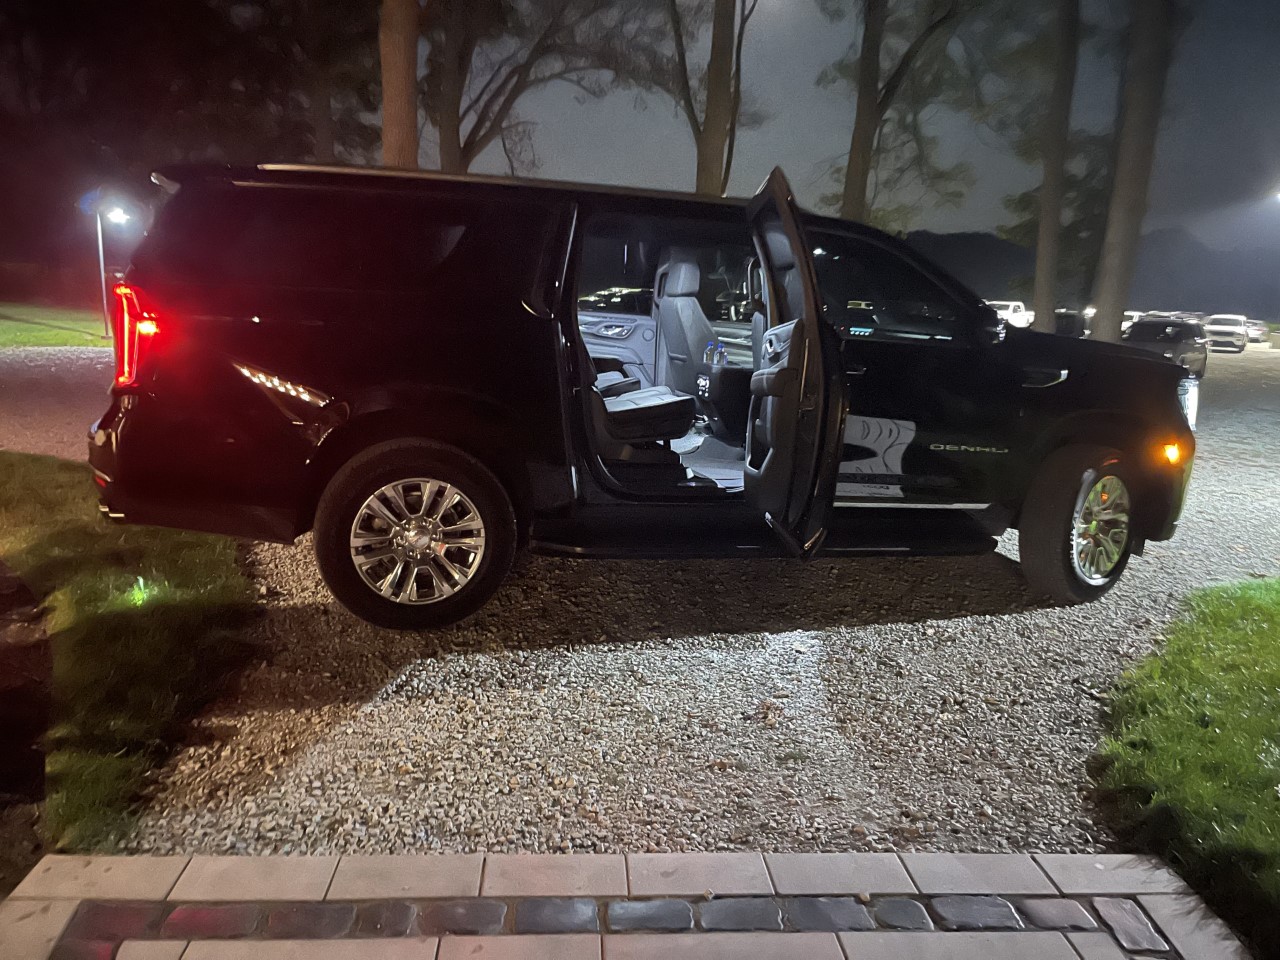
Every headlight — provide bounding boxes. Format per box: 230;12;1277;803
1178;377;1199;432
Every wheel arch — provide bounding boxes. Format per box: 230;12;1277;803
298;398;531;542
1014;411;1171;536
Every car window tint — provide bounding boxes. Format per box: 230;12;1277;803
810;232;963;341
134;186;548;295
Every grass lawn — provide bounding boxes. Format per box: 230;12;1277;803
0;452;256;849
1101;578;1280;955
0;301;108;348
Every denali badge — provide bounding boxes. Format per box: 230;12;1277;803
930;443;1009;454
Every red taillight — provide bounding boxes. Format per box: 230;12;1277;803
112;283;159;387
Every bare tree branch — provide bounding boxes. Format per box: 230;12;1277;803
665;0;702;136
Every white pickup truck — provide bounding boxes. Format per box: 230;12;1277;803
985;300;1034;328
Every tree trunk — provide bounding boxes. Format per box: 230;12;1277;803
1030;0;1080;332
694;0;737;195
839;0;886;222
308;65;335;163
1090;0;1176;342
379;0;421;169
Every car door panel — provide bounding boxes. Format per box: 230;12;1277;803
578;310;655;387
743;169;846;555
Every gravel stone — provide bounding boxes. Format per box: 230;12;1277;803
7;348;1279;862
873;898;934;930
781;897;874;931
1092;897;1169;951
1018;898;1097;930
699;897;783;931
607;899;694;931
513;897;598;933
931;895;1024;930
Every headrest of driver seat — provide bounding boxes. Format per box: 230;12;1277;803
658;248;701;298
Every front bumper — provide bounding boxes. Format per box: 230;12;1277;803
1207;334;1246;349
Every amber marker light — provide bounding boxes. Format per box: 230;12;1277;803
1163;443;1182;465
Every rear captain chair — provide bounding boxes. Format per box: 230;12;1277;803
653;248;716;398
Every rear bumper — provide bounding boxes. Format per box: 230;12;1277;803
89;398;298;543
1207;334;1246;349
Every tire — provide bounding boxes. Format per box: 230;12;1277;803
313;439;516;630
1019;444;1135;605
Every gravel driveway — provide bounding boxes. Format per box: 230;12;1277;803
0;347;112;460
4;346;1278;857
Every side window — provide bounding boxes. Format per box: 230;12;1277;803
811;233;966;342
136;186;555;300
577;235;655;316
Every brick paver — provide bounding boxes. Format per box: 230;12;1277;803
481;854;626;897
182;939;438;958
11;856;189;900
1065;931;1129;960
627;852;771;896
1139;894;1252;960
4;853;1255;959
328;854;483;900
0;899;80;958
169;856;339;902
438;934;599;960
900;853;1057;895
837;930;1081;959
1035;853;1190;895
604;932;844;960
115;944;188;960
764;852;916;895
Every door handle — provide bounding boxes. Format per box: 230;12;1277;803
1022;367;1068;388
847;363;867;376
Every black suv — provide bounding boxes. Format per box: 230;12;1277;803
90;165;1195;628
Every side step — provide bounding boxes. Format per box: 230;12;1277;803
531;509;998;560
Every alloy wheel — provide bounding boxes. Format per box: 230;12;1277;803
1070;471;1130;585
349;478;486;604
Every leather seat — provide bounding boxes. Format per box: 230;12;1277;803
590;385;695;446
653;248;716;396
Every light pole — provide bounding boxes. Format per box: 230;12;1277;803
95;205;131;338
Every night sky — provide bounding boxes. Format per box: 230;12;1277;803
463;0;1280;253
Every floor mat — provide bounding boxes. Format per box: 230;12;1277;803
670;432;705;456
682;437;745;490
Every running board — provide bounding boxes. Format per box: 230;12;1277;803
531;510;998;560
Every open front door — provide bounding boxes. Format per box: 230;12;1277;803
743;168;847;556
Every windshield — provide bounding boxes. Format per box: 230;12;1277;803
1209;316;1246;329
1128;323;1186;343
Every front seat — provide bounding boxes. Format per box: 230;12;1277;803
653;248;716;397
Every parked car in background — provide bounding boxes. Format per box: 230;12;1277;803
1053;309;1090;339
1246;319;1268;343
986;300;1032;328
1123;318;1208;378
1204;314;1248;352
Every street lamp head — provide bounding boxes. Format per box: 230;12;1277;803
105;207;131;225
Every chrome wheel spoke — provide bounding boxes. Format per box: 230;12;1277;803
377;559;407;599
1070;472;1131;585
365;496;403;529
425;559;457;598
349;476;486;606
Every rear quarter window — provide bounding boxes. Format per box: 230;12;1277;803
133;184;555;297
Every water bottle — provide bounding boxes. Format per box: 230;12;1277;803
714;341;727;366
704;340;717;364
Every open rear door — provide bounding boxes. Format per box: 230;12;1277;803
743;168;847;556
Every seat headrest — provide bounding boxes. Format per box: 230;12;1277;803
658;248;701;298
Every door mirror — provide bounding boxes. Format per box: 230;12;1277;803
979;305;1006;344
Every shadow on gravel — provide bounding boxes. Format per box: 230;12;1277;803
239;545;1050;715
